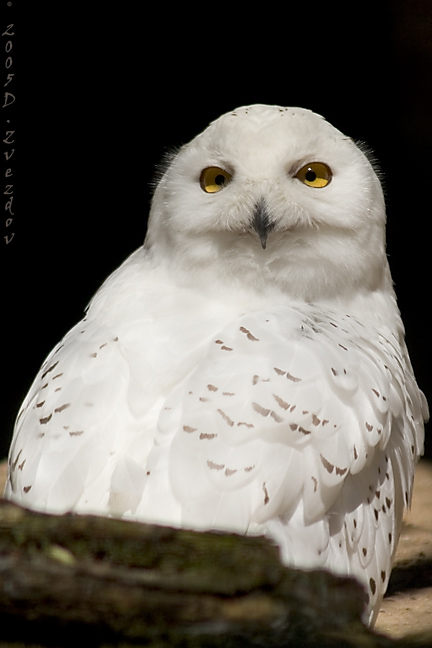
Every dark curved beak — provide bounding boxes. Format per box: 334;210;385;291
253;201;274;249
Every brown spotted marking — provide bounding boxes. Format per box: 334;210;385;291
225;468;238;477
271;411;283;423
183;425;197;433
207;460;225;471
252;402;270;417
217;409;234;427
320;454;334;474
299;427;311;435
54;403;71;414
41;361;59;380
335;466;347;476
239;326;259;342
273;393;290;410
286;372;301;383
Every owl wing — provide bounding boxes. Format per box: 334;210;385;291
5;253;235;517
160;304;423;528
148;303;425;621
5;316;137;512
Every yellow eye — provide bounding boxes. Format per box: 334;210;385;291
200;167;232;193
295;162;332;188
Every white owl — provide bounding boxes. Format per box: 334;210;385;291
5;105;427;626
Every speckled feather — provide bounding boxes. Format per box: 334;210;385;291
5;105;427;626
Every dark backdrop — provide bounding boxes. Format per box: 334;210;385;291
2;2;431;460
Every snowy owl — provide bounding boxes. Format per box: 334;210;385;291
5;105;427;626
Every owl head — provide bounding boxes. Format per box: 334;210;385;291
146;105;391;305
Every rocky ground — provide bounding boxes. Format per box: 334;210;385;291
0;459;430;640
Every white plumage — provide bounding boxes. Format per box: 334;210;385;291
5;105;427;625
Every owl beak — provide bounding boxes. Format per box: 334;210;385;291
253;201;274;249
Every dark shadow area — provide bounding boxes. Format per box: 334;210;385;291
386;559;432;596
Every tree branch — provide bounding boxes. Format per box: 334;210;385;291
0;500;429;647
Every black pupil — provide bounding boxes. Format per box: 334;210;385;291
215;174;226;185
305;169;317;182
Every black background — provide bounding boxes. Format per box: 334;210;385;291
2;2;431;460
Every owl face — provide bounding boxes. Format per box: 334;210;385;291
147;105;388;302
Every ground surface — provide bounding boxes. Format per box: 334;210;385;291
0;459;430;639
374;460;432;638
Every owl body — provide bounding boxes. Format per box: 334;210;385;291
6;106;427;625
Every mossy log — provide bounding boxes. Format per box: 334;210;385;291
0;500;430;648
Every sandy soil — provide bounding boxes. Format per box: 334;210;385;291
375;460;432;638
